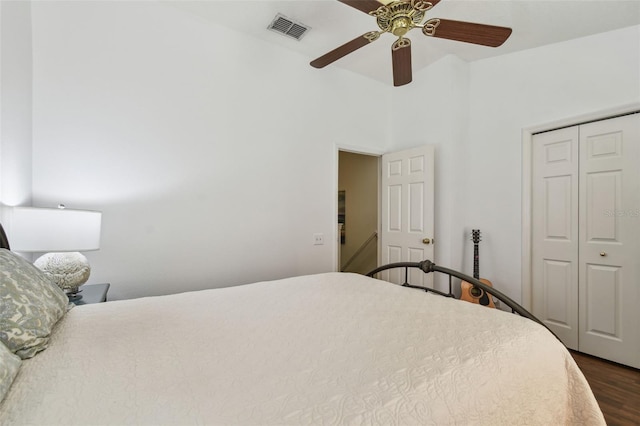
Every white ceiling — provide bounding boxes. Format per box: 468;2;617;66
169;0;640;86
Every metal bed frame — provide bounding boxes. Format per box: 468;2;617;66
0;222;9;251
367;259;557;338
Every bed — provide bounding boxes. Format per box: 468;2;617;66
0;235;605;425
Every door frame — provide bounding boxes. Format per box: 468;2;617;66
520;102;640;311
334;143;384;272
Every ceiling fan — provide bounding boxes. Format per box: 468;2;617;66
310;0;512;87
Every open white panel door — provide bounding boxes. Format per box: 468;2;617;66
380;145;435;286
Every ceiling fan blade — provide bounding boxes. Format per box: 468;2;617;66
338;0;385;14
392;39;412;87
310;33;379;68
426;19;512;47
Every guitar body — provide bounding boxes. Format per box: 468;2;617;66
460;229;496;308
460;278;496;308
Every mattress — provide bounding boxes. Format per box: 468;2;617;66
0;272;605;425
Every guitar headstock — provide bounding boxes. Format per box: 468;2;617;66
471;229;482;244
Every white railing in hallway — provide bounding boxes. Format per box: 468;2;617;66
341;231;378;272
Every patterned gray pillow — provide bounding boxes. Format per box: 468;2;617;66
0;249;70;358
0;340;21;403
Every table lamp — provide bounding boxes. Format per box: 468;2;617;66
9;205;102;298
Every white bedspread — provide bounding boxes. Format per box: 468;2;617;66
0;273;604;425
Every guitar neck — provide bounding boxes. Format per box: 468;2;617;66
473;243;480;279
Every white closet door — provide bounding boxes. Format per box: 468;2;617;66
578;113;640;368
531;127;580;349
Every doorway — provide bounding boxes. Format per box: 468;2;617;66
337;150;379;274
336;145;436;281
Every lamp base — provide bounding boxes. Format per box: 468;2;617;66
66;288;83;301
34;252;91;292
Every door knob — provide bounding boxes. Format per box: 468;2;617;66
600;252;607;257
422;238;431;245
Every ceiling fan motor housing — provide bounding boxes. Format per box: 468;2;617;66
374;1;428;36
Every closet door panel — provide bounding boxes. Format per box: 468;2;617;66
584;264;621;338
585;171;621;242
543;259;573;327
579;113;640;368
532;127;579;349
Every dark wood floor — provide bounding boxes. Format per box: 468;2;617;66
570;351;640;426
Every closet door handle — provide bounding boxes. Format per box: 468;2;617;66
600;252;607;257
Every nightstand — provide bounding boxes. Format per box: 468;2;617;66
70;283;110;306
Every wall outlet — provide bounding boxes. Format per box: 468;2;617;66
313;233;324;245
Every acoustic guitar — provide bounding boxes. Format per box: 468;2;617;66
460;229;495;308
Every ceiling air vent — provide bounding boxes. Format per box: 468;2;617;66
268;13;310;41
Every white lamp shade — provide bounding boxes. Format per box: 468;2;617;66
9;207;102;252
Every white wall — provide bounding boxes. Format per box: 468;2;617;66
29;1;391;299
462;25;640;302
0;1;33;212
18;0;640;303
